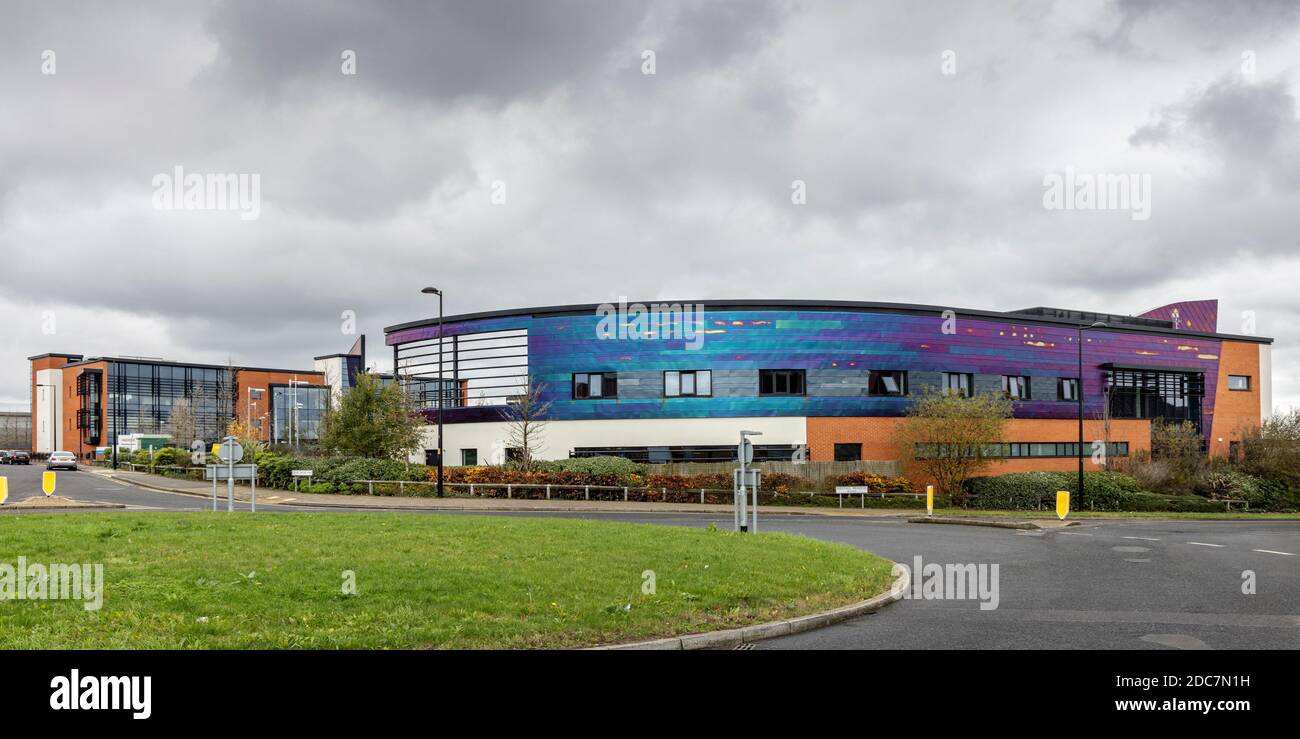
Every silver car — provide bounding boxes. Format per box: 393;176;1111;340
47;451;78;471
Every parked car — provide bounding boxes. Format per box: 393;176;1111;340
46;451;77;471
0;451;11;464
9;450;30;465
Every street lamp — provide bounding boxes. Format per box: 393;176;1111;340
1077;321;1107;510
422;286;445;498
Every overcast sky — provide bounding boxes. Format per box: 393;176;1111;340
2;0;1298;412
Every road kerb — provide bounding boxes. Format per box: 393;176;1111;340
907;516;1079;530
595;559;910;650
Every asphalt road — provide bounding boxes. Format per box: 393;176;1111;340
0;463;307;512
2;463;1297;649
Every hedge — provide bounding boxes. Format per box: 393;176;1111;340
963;471;1238;512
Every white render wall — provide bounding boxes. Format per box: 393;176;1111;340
413;416;808;465
1259;344;1273;421
35;368;64;454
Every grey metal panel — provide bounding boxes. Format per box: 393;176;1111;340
807;368;869;397
973;374;1002;396
1031;375;1059;401
909;371;942;394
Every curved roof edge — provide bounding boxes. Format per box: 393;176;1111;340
383;298;1273;344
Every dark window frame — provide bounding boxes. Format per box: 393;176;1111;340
1002;375;1032;400
759;369;806;397
833;443;862;462
663;370;713;398
572;372;618;399
942;372;973;397
1227;375;1251;392
1057;377;1080;402
867;370;908;397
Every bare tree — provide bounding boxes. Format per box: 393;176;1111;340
893;389;1014;500
500;377;552;472
166;397;199;447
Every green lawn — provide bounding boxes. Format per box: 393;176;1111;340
932;508;1300;520
0;512;893;649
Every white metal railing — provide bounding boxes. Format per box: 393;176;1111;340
343;479;926;505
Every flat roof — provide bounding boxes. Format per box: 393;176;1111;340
54;356;323;376
384;299;1273;344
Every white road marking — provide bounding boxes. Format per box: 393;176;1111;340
1187;542;1224;548
1252;549;1296;556
1123;536;1160;541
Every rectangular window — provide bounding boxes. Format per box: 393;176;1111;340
759;369;806;396
1058;378;1080;402
867;370;907;397
833;443;862;462
461;448;478;466
1227;375;1251;391
1002;375;1031;400
942;372;972;397
664;370;712;397
573;372;618;399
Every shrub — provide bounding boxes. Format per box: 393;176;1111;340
821;472;918;496
152;447;189;468
965;471;1151;511
539;456;646;480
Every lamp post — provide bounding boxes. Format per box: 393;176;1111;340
1077;321;1107;510
422;286;445;498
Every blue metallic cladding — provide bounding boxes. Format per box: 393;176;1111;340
387;308;1222;425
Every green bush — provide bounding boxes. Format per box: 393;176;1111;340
966;470;1171;511
539;456;646;480
152;447;189;468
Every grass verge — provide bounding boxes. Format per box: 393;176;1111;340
0;512;893;649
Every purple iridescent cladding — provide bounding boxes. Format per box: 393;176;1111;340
386;307;1222;428
1138;299;1218;333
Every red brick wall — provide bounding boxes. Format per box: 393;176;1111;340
1208;340;1262;457
806;416;1152;482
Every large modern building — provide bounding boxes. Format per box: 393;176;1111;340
384;298;1272;472
26;343;373;460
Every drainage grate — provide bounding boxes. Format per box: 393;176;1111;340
733;642;756;650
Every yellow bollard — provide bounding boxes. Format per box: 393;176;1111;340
1056;490;1070;520
926;484;934;516
0;476;8;505
42;471;57;497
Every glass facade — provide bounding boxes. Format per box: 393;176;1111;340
1106;369;1205;430
270;384;330;444
105;361;233;446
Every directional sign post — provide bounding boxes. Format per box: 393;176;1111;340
291;469;313;493
736;430;763;533
42;471;56;497
217;437;243;513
